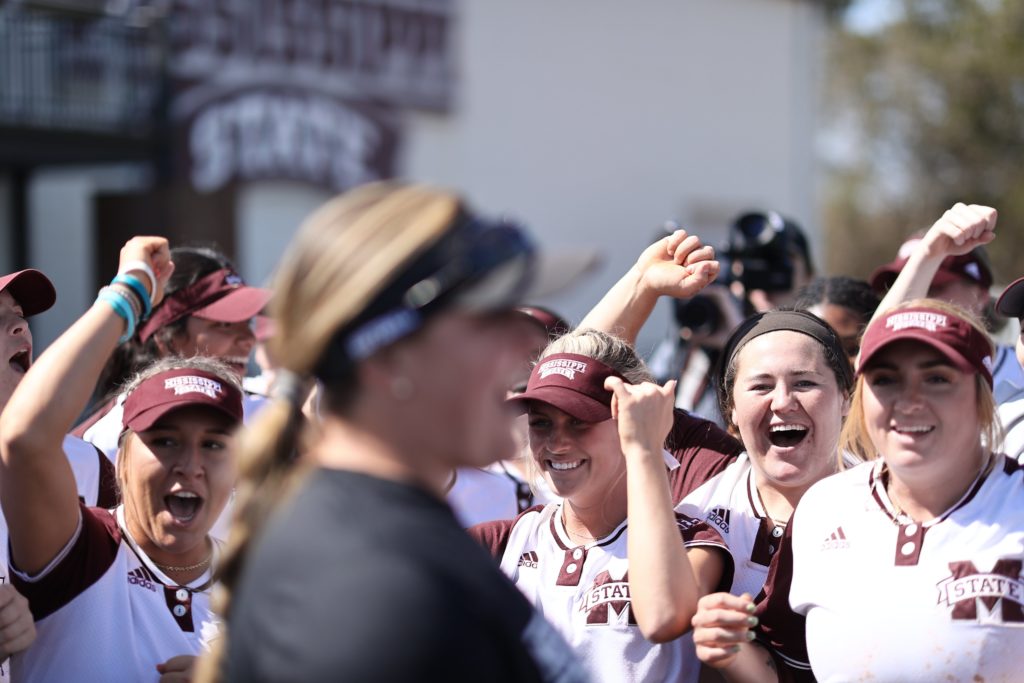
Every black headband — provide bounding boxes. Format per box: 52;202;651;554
314;211;535;383
720;309;854;390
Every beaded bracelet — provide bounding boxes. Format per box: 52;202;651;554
112;273;152;319
108;282;142;323
97;286;137;344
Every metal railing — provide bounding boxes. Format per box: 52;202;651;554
0;7;165;135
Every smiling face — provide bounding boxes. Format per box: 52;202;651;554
0;290;32;409
730;331;849;496
861;340;983;479
527;402;626;507
170;317;256;378
120;406;237;567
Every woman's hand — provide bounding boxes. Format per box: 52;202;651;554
692;592;758;668
919;203;997;260
0;584;35;662
605;377;676;457
156;654;196;682
635;228;720;301
118;236;175;307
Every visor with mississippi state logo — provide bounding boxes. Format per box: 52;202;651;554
123;368;243;432
507;353;624;423
857;305;994;388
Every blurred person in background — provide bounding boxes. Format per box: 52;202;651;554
649;212;815;426
869;211;1024;400
995;278;1024;461
76;246;271;463
242;315;278;398
197;183;587;683
794;276;881;363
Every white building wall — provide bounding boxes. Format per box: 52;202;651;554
27;165;150;350
398;0;825;353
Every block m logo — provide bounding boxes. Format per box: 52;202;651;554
936;559;1024;622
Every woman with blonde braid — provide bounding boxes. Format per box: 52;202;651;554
196;183;587;683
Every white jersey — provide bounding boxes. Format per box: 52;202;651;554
11;505;219;683
675;454;783;599
80;390;265;541
471;503;731;683
784;456;1024;681
447;462;560;528
0;435;114;682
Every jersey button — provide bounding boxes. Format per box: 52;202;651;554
771;526;784;538
175;589;189;602
572;548;584;560
172;604;188;618
566;563;578;574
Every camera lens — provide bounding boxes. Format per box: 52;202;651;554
673;295;723;336
732;212;782;249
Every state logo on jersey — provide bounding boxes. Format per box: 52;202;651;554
936;558;1024;623
580;569;635;626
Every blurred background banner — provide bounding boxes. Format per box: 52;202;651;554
166;0;451;192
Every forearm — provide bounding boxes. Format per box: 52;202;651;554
579;265;657;344
626;443;697;642
715;642;782;683
871;248;943;323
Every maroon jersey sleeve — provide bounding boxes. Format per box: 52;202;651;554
665;408;743;502
676;513;735;594
12;504;122;621
467;504;547;560
753;522;813;681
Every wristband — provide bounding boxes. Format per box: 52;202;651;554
97;287;137;344
117;260;158;301
112;273;152;318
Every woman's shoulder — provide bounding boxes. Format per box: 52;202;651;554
793;461;875;531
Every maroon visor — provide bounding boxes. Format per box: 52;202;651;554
0;269;56;317
138;269;271;342
123;368;244;432
508;353;623;423
857;306;994;388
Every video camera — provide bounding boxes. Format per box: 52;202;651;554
673;211;808;336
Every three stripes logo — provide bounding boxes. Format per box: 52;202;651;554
706;506;731;534
127;566;160;592
821;526;850;551
518;551;539;569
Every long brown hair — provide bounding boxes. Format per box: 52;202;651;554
195;182;465;682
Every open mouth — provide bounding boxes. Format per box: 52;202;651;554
767;424;808;448
165;491;203;523
9;349;29;374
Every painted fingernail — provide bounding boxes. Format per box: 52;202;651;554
746;630;757;641
729;645;742;654
746;616;759;627
745;603;756;613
